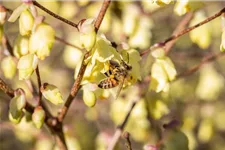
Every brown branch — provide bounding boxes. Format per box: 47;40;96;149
140;7;225;56
176;52;225;79
94;0;111;32
2;16;67;149
123;132;132;150
4;36;14;56
57;52;89;122
0;78;14;98
57;0;111;122
165;12;194;54
107;99;138;150
33;1;78;29
35;65;42;105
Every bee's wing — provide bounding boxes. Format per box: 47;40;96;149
115;76;125;100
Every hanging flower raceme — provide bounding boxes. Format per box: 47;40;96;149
19;9;34;36
78;18;96;51
29;23;55;60
13;35;29;58
149;48;177;93
17;53;38;80
32;106;45;129
41;83;63;105
1;56;17;79
9;89;26;124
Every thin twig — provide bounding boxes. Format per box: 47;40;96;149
123;132;132;150
140;7;225;56
57;52;89;122
107;99;138;150
35;65;42;105
33;1;78;29
4;36;14;56
55;36;82;50
176;52;225;79
94;0;111;32
57;0;111;122
165;12;194;54
0;78;14;98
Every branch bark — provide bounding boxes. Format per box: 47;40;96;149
140;7;225;56
107;98;138;150
176;52;225;79
33;1;78;29
57;0;111;122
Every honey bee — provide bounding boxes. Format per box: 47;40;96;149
98;59;132;99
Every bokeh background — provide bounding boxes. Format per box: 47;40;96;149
1;0;225;150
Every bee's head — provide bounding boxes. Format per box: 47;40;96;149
121;60;132;71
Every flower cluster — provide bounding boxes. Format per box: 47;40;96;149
6;3;55;80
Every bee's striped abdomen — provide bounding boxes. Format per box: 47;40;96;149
98;78;119;89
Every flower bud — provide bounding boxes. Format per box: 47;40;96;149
17;54;38;80
0;5;7;25
151;48;165;59
9;96;24;124
13;35;29;58
78;18;96;51
41;83;63;105
9;111;23;124
16;94;26;111
32;106;45;129
1;56;17;79
19;9;34;36
83;89;96;107
29;23;55;60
